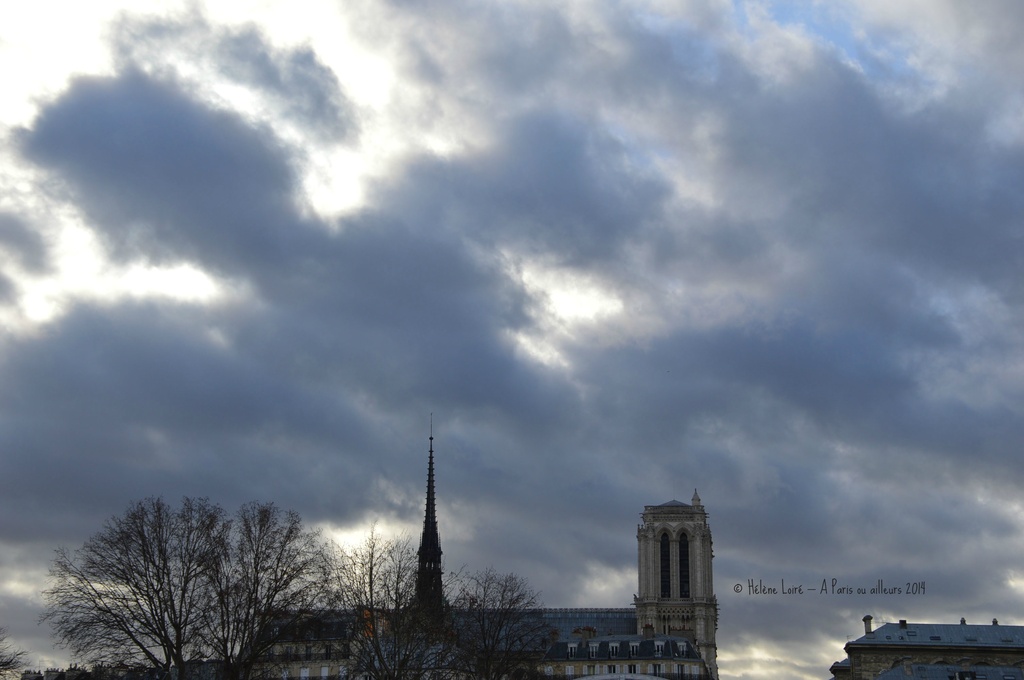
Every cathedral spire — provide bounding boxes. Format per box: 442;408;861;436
416;420;444;617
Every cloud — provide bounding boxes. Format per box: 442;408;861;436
20;70;306;273
377;110;672;268
4;2;1024;678
110;12;358;144
8;64;577;532
0;213;49;273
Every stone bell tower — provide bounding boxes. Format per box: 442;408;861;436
635;491;718;678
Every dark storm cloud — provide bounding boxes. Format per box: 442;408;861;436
230;216;575;434
20;71;307;273
714;73;1024;296
9;67;575;536
0;300;370;539
378;111;671;267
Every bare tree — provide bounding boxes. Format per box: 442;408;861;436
451;568;548;680
201;501;333;680
0;627;27;679
338;528;455;680
43;497;333;680
43;497;224;678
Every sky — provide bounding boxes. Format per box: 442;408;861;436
3;1;1024;678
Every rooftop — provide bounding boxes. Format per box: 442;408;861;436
876;665;1024;680
851;620;1024;648
539;608;637;639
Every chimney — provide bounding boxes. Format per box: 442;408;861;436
863;615;874;635
899;620;907;629
643;623;655;639
993;618;999;626
961;618;966;625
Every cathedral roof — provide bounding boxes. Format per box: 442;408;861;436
651;489;702;508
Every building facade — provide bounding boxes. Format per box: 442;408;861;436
831;616;1024;680
634;494;718;679
540;631;708;679
263;615;352;680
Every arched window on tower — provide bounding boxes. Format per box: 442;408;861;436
660;532;671;598
678;533;690;598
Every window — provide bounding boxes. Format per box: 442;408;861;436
655;642;664;657
589;644;596;659
608;666;617;674
651;664;662;675
660;533;671;597
630;644;639;658
628;665;637;674
565;666;575;677
545;667;553;676
586;665;595;675
610;643;619;657
679;534;690;598
568;644;577;659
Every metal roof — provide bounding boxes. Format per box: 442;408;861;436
876;665;1024;680
851;622;1024;648
539;608;638;638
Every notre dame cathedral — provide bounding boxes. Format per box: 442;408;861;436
263;436;720;680
417;434;720;679
633;495;719;677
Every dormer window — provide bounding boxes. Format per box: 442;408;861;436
655;642;664;657
610;643;619;657
568;644;577;659
630;643;639;658
588;644;596;659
